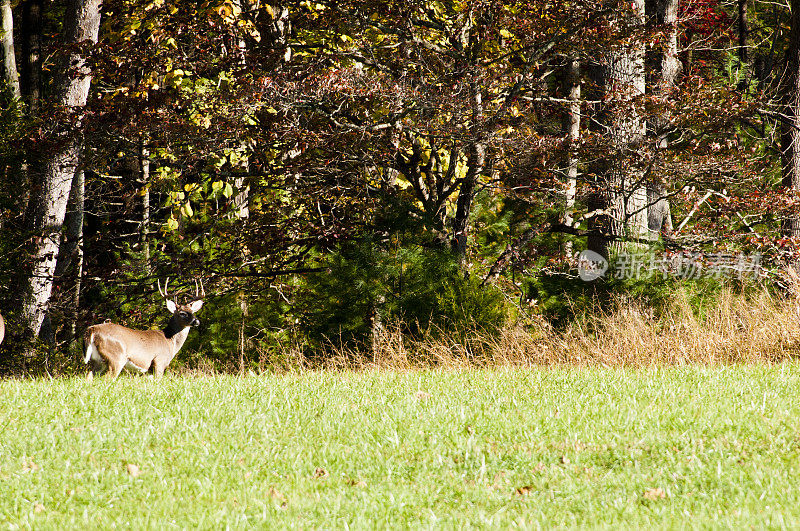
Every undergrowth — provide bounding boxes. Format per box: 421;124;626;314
5;285;800;378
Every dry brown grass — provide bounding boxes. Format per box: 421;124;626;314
531;288;800;366
304;284;800;371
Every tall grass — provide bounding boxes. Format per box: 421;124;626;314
5;284;798;378
322;287;800;370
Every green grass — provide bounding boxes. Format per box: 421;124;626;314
2;366;800;528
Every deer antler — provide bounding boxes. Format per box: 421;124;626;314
194;278;206;299
157;277;171;299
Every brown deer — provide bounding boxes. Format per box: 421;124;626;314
83;279;204;378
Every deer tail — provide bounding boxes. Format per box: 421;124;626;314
84;332;95;364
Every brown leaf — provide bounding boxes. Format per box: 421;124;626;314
268;487;288;508
22;460;40;473
346;478;367;487
560;456;570;465
33;503;45;513
313;467;329;479
126;463;141;477
414;391;431;401
515;485;534;496
643;487;666;500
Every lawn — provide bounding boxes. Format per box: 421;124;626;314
1;365;799;528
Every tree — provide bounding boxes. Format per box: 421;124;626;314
1;0;20;98
17;0;102;341
783;0;800;238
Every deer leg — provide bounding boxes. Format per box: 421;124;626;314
106;358;125;379
153;362;165;378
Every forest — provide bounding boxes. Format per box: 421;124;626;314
1;0;799;373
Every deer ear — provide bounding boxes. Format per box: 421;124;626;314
189;299;204;313
166;299;177;313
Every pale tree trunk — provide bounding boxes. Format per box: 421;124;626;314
238;292;248;374
647;0;679;238
782;0;800;238
139;140;151;276
232;0;250;220
70;171;84;340
609;0;648;253
18;0;102;341
563;54;580;259
1;0;20;98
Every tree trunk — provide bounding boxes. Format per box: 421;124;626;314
563;54;580;259
20;0;42;110
53;168;85;342
452;77;484;258
138;140;151;276
609;0;648;253
18;0;102;342
1;0;20;98
737;0;749;90
647;0;679;237
783;0;800;238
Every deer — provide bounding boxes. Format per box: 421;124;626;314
0;312;4;345
83;279;204;378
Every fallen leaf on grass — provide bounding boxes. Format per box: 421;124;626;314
22;460;40;473
346;478;367;488
268;487;288;508
313;467;329;479
643;487;666;500
33;503;45;513
515;485;534;496
126;463;141;477
414;391;431;401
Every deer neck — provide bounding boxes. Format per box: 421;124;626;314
163;317;191;354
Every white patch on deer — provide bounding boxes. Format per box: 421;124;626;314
124;360;148;373
84;337;101;364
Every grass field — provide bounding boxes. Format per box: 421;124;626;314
2;365;800;528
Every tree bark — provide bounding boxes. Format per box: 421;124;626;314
138;140;151;275
563;54;580;258
51;168;85;342
18;0;102;341
608;0;648;253
782;0;800;238
1;0;20;98
452;76;484;258
737;0;749;90
647;0;679;237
